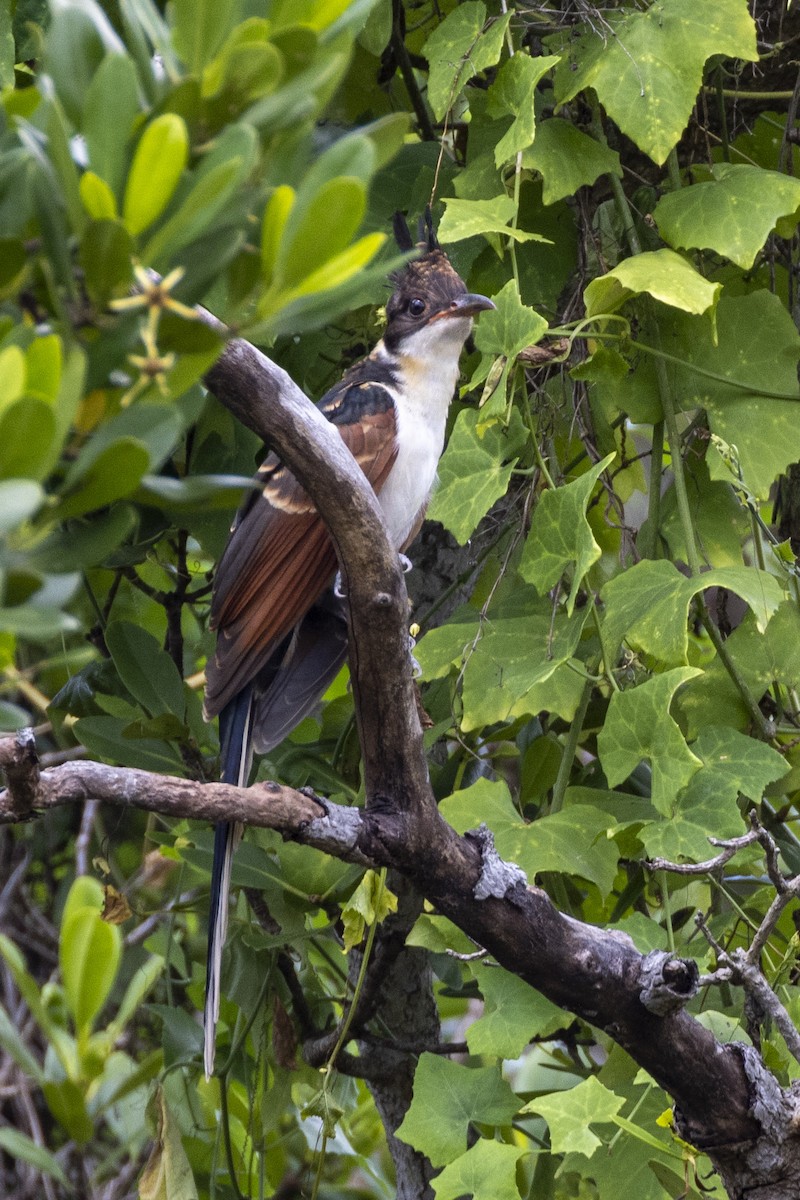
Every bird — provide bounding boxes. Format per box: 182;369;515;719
202;213;495;1077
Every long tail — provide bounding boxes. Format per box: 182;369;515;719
203;685;254;1079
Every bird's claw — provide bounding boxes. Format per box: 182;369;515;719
333;571;347;599
407;630;422;678
398;553;413;574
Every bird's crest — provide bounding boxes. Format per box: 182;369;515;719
392;207;439;255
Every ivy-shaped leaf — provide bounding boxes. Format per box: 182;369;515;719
640;725;787;862
519;454;614;612
601;559;785;666
523;120;622;206
459;589;589;731
396;1054;519;1166
522;1076;625;1157
427;408;518;544
438;195;545;245
487;52;560;166
597;668;703;815
654;164;800;269
679;604;800;738
467;965;564;1058
584;249;720;320
474;278;548;360
432;1140;526;1200
440;778;619;895
553;0;757;165
423;3;511;122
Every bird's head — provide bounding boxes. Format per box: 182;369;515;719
384;214;495;358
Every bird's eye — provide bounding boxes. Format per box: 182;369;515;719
408;297;426;317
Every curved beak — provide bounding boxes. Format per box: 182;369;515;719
431;293;496;321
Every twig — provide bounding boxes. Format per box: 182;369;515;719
75;799;98;876
696;910;800;1065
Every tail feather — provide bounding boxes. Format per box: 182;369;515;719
203;686;253;1078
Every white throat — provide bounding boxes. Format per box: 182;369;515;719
374;317;472;548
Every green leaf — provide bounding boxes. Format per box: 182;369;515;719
0;1128;70;1187
0;606;79;640
584;249;720;319
0;345;25;414
0;0;14;89
60;876;122;1035
135;473;255;510
139;1086;199;1200
105;621;186;719
0;1001;45;1084
0;399;57;482
79;172;116;223
423;3;512;122
277;176;368;291
474;278;548;360
123;113;189;236
598;668;703;815
601;559;785;667
673;293;800;499
519;454;614;613
487;52;560;166
0;933;75;1071
84;54;141;199
281;232;387;303
655;164;800;269
679;603;800;738
466;966;564;1058
341;870;397;951
426;408;517;544
432;1140;526;1200
79;219;134;303
42;1078;94;1144
0;701;33;732
523;120;622;206
172;0;236;70
639;725;787;861
553;0;757;165
142;156;251;266
74;715;186;773
55;438;150;519
440;778;619;896
396;1054;519;1167
460;591;589;732
64;404;183;481
44;1;122;128
438;195;545;245
25;334;62;407
0;479;44;535
522;1076;625;1156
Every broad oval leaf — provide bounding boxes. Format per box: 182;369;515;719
123;114;189;236
59;876;121;1036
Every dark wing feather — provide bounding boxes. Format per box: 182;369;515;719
204;381;398;720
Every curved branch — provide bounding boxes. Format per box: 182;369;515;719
204;339;433;822
4;330;796;1195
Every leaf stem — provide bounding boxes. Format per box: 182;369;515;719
550;675;593;814
641;420;664;560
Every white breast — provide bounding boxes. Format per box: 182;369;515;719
374;317;472;548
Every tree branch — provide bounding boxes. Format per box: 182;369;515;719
5;333;798;1196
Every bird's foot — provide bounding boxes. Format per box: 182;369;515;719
407;627;422;679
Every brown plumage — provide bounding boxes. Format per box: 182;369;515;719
202;226;494;1077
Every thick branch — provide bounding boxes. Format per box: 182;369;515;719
204;340;434;826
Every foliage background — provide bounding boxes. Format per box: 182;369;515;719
2;0;800;1197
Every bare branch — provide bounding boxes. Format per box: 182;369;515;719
204;339;434;824
0;746;378;865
